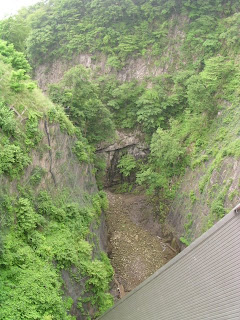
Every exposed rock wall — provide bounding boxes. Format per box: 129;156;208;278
35;53;166;91
0;120;106;320
34;15;188;91
0;120;97;201
96;130;149;187
167;157;240;240
26;120;97;200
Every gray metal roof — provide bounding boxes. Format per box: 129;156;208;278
99;205;240;320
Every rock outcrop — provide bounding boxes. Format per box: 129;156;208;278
96;130;149;186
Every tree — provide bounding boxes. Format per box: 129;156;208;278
0;15;31;52
49;65;115;144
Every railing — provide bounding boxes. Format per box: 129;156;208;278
99;205;240;320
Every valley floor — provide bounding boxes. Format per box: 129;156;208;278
105;191;177;300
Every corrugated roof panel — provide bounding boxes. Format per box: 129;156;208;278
99;206;240;320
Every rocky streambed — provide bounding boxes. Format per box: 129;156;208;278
105;191;179;301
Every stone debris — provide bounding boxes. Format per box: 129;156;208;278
106;191;177;298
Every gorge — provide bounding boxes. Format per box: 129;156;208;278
1;0;240;319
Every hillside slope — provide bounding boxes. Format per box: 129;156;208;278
0;41;113;320
1;0;240;245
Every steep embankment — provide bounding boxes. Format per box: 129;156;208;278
166;102;240;243
0;41;113;320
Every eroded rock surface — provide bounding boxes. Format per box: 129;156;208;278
97;130;149;186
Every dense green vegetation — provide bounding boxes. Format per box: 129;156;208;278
48;52;240;225
1;0;240;67
1;0;240;317
0;41;113;319
49;65;115;144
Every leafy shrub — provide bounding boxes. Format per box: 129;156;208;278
49;65;115;144
179;236;190;246
189;191;197;204
150;126;186;177
10;69;29;92
0;103;17;136
25;111;43;148
92;191;109;215
74;139;93;163
29;166;46;186
0;39;31;72
48;106;76;136
0;144;30;177
117;154;137;177
16;198;39;234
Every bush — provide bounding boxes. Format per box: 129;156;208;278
16;198;39;234
117;154;137;177
0;103;16;136
0;144;30;177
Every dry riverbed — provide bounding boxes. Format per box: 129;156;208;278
105;191;178;300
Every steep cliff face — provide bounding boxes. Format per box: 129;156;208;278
0;122;110;320
167;157;240;240
16;120;97;200
0;44;113;320
165;104;240;244
34;15;187;91
35;53;165;91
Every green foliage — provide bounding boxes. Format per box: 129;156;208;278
0;189;113;319
187;56;236;117
0;39;31;72
48;106;76;136
0;99;43;179
49;66;115;144
202;181;230;232
0;12;31;52
74;139;93;164
0;234;74;320
0;103;17;136
10;69;29;92
179;213;193;247
0;144;30;177
219;12;240;53
16;197;40;234
150;126;186;176
210;200;226;219
117;154;137;177
191;154;209;169
179;236;190;246
0;47;113;318
92;191;109;215
229;190;238;201
29;166;46;186
25;111;43;148
94;154;107;189
184;213;193;232
114;182;133;194
3;2;240;316
101;78;145;129
136;88;164;132
189;190;197;204
9;0;238;67
0;40;36;94
85;254;114;317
